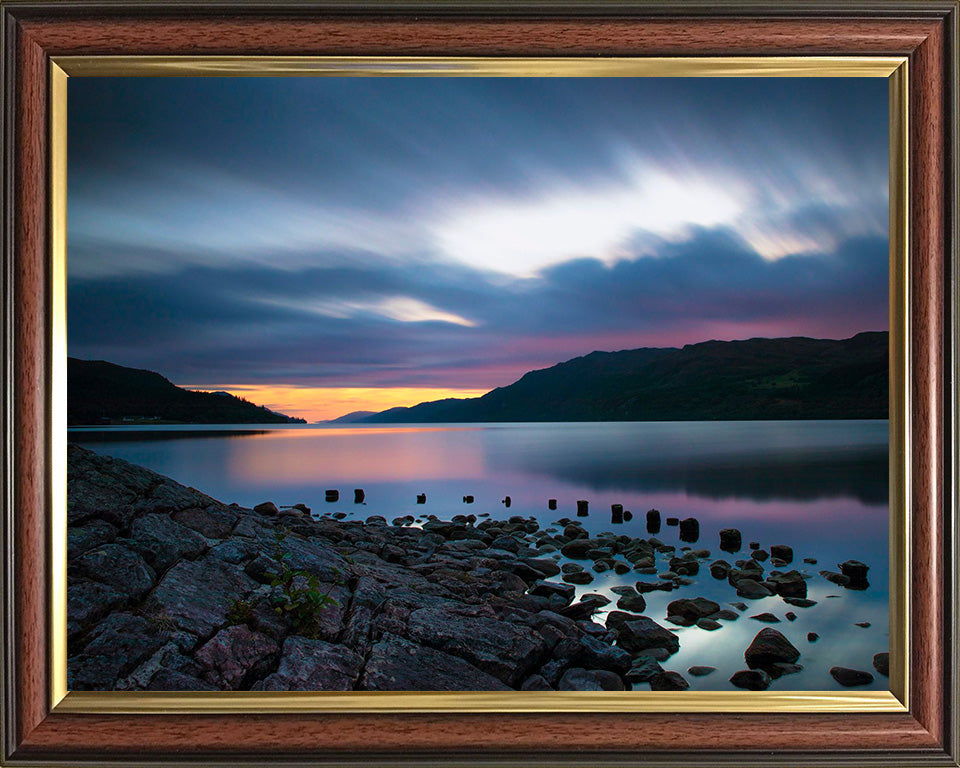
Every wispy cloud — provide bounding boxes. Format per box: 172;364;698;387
67;76;889;407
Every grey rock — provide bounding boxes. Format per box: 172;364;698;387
360;632;510;691
130;513;209;571
719;528;742;552
68;613;170;690
767;662;803;679
873;652;889;677
626;656;663;683
261;636;362;691
145;556;257;638
616;593;647;613
74;543;155;599
172;507;238;539
520;674;553;691
67;519;118;560
649;671;689;691
745;628;800;668
404;606;547;687
208;537;258;564
67;581;127;639
666;597;719;621
614;616;679;656
730;669;771;690
820;570;850;586
735;579;774;599
147;670;218;691
687;665;716;677
560;539;596;559
830;666;874;687
558;667;625;691
571;634;632;674
750;613;780;623
783;597;817;608
769;545;793;563
696;618;722;631
194;625;279;690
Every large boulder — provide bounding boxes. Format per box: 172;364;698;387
614;616;680;656
259;636;362;690
404;606;547;687
171;507;238;540
67;581;127;640
68;613;171;690
67;519;118;560
666;597;719;622
129;513;209;571
558;667;625;691
144;556;258;638
194;625;279;690
73;543;155;600
744;628;800;669
360;632;509;691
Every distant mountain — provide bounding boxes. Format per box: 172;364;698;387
324;410;377;424
364;332;889;423
68;359;306;425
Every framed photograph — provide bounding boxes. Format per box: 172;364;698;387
1;2;957;767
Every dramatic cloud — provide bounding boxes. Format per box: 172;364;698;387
67;76;888;409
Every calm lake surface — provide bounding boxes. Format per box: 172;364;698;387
70;420;890;692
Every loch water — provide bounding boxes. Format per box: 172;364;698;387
70;419;890;691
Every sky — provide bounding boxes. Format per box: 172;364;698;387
68;77;889;421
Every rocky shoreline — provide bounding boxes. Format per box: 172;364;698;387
67;445;888;692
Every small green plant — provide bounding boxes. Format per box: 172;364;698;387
225;598;255;626
268;531;339;639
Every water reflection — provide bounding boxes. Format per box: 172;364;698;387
69;420;890;692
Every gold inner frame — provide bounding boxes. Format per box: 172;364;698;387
49;55;910;714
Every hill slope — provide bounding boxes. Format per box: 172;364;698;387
68;359;305;425
365;332;888;423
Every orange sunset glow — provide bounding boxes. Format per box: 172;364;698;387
180;385;489;423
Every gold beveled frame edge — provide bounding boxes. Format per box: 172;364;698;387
52;54;905;77
47;55;910;715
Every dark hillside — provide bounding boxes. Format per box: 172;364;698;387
365;332;888;423
68;358;305;425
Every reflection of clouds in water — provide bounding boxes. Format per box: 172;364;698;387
73;422;889;691
482;421;889;505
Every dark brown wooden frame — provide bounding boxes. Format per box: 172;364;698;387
1;2;957;765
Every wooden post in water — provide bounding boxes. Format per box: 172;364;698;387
611;503;624;524
577;499;589;517
548;499;557;510
354;489;365;504
325;490;339;502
